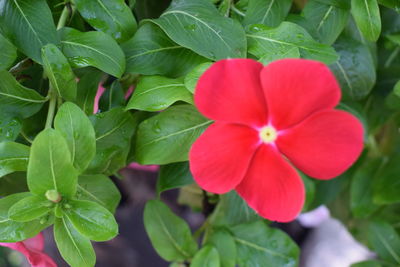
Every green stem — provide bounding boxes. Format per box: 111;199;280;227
384;47;400;69
231;5;245;17
56;4;71;30
45;88;57;129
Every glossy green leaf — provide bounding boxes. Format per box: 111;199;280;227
184;62;212;93
8;195;51;222
330;36;376;100
143;200;198;261
351;0;381;41
54;217;96;267
247;22;338;64
206;229;236;267
151;0;247;60
126;76;193;111
27;128;78;198
231;221;299;267
64;199;118;242
0;33;17;70
77;174;121;213
0;70;46;118
0;192;51;242
243;0;292;27
368;221;400;265
59;27;126;78
0;0;59;63
302;0;350;44
74;0;137;43
98;80;125;111
41;44;77;101
54;102;96;172
259;47;300;65
0;115;21;142
191;245;220;267
135;104;211;165
87;108;137;175
373;153;400;204
157;162;194;195
75;69;104;115
122;23;207;77
0;141;29;178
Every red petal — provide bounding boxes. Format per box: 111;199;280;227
189;122;259;194
261;59;341;130
195;59;268;127
236;145;305;222
277;110;364;179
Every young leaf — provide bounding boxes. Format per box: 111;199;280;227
8;195;51;222
206;229;236;267
122;23;207;77
27;128;78;198
231;221;299;267
77;174;121;213
126;76;193;112
0;193;51;242
368;221;400;265
0;0;59;63
54;217;96;267
59;27;126;78
184;62;212;93
351;0;381;41
75;69;104;115
0;141;29;178
87;108;137;175
135;104;212;165
0;33;17;70
74;0;137;43
157;162;194;195
143;200;198;261
54;102;96;172
151;0;247;60
0;70;47;118
243;0;292;27
41;44;77;101
247;22;338;64
64;199;118;242
191;245;220;267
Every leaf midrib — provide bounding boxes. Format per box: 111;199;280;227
234;237;291;260
61;217;89;266
12;0;43;46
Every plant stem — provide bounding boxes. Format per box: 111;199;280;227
56;4;71;30
231;5;245;17
45;88;57;129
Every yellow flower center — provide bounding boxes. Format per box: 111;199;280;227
259;126;277;143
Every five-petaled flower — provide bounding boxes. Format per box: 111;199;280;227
189;58;364;222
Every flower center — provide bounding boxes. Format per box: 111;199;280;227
259;126;277;143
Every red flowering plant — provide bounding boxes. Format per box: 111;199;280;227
1;0;400;266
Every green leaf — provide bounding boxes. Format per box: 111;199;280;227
122;23;207;77
27;128;78;198
54;217;96;267
143;200;198;261
0;33;17;70
243;0;292;27
0;115;21;142
351;260;382;267
75;69;104;115
126;76;193;112
206;229;236;267
387;34;400;46
247;22;338;64
231;221;299;267
329;36;376;100
373;153;400;204
301;174;316;212
157;162;194;195
77;174;121;213
378;0;400;10
87;108;137;175
135;104;211;165
74;0;137;43
0;172;28;197
59;27;126;78
64;199;118;241
184;62;212;93
54;102;96;172
8;195;51;222
151;0;247;60
368;221;400;265
0;192;51;242
0;0;59;63
0;141;29;178
351;0;381;41
41;44;77;101
191;245;220;267
302;0;350;44
98;80;125;111
0;70;46;118
259;47;300;65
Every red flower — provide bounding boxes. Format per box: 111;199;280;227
189;59;364;222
